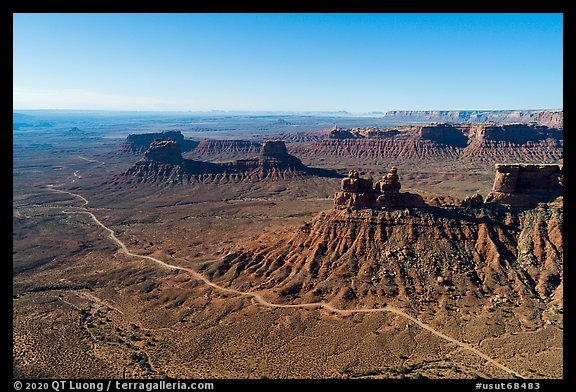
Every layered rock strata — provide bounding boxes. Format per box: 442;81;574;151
184;139;262;160
295;122;562;163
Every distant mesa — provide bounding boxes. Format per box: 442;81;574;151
467;123;561;144
185;139;262;160
325;122;562;144
485;164;563;207
67;127;83;134
384;109;563;128
119;138;221;184
143;139;185;164
119;131;266;161
114;140;339;185
418;123;468;147
13;112;54;129
118;130;198;155
295;122;562;163
219;140;309;175
261;140;288;155
254;140;308;171
327;125;401;140
273;118;294;126
121;122;563;165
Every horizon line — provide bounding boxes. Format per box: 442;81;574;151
13;108;564;114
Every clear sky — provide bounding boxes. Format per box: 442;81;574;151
13;13;563;113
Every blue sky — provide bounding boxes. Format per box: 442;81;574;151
13;13;563;112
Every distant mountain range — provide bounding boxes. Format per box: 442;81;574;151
13;112;53;129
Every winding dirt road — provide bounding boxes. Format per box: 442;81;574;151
44;180;525;379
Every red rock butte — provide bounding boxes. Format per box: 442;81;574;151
114;139;340;185
143;139;184;164
334;168;426;209
335;164;563;210
485;163;563;207
261;140;289;155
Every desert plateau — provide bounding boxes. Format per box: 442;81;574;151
13;110;563;379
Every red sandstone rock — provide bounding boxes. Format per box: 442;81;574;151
334;168;425;209
185;139;261;160
341;170;373;193
460;193;484;207
144;139;183;163
118;131;197;155
261;140;288;155
206;205;563;312
424;195;460;207
375;167;401;193
116;139;329;185
295;122;562;163
485;164;562;207
334;191;377;209
376;192;426;208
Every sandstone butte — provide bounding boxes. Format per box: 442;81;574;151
114;139;330;185
335;163;563;209
117;122;563;164
206;163;563;311
118;130;198;155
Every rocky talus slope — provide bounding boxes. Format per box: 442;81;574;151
183;139;262;160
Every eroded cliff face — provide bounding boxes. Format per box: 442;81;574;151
120;139;220;184
295;123;562;163
298;139;463;160
206;206;562;324
143;139;184;164
184;140;262;160
527;110;563;129
467;123;561;143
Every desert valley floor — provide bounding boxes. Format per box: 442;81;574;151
13;111;563;379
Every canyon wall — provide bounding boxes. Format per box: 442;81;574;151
294;123;562;163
